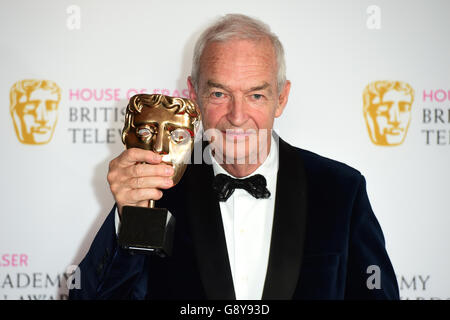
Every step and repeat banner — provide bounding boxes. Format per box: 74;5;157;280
1;0;449;300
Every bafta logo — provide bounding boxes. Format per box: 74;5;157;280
363;81;414;146
10;79;61;145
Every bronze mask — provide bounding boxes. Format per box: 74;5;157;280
122;94;200;185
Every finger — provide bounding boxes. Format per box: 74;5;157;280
117;148;162;167
128;188;163;203
134;200;149;208
126;176;173;190
126;163;174;179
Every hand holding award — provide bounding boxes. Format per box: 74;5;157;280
118;94;200;256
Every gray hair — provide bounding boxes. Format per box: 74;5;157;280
191;14;286;93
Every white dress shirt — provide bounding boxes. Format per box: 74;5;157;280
115;135;279;300
210;135;278;300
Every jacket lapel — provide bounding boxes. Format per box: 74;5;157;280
262;137;308;299
183;147;236;299
181;138;307;300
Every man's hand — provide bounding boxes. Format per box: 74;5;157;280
107;148;175;216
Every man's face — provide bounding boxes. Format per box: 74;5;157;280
188;38;290;164
124;102;195;185
12;88;59;144
366;90;413;145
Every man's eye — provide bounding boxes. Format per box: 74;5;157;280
253;94;263;100
136;127;153;138
170;128;190;144
212;92;224;98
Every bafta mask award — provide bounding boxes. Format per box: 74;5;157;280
118;94;200;256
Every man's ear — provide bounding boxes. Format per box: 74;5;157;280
187;76;198;103
275;80;291;118
187;76;202;135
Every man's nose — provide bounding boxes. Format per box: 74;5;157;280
153;131;170;155
227;97;248;127
35;101;48;124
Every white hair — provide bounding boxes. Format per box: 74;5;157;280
191;14;286;93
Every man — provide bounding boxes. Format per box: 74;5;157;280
70;14;399;300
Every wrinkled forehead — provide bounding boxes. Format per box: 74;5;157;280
199;38;278;82
133;105;194;128
371;90;413;104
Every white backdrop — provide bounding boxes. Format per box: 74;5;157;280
1;0;449;300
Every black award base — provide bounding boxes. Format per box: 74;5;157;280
118;206;175;257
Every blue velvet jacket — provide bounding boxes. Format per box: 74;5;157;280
69;138;399;300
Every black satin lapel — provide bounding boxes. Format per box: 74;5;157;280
183;151;236;299
262;138;308;300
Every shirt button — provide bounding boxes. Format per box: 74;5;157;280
240;229;245;234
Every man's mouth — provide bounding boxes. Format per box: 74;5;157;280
222;129;257;140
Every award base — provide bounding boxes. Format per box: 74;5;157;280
118;206;175;257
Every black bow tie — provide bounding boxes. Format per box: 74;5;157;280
212;173;271;202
